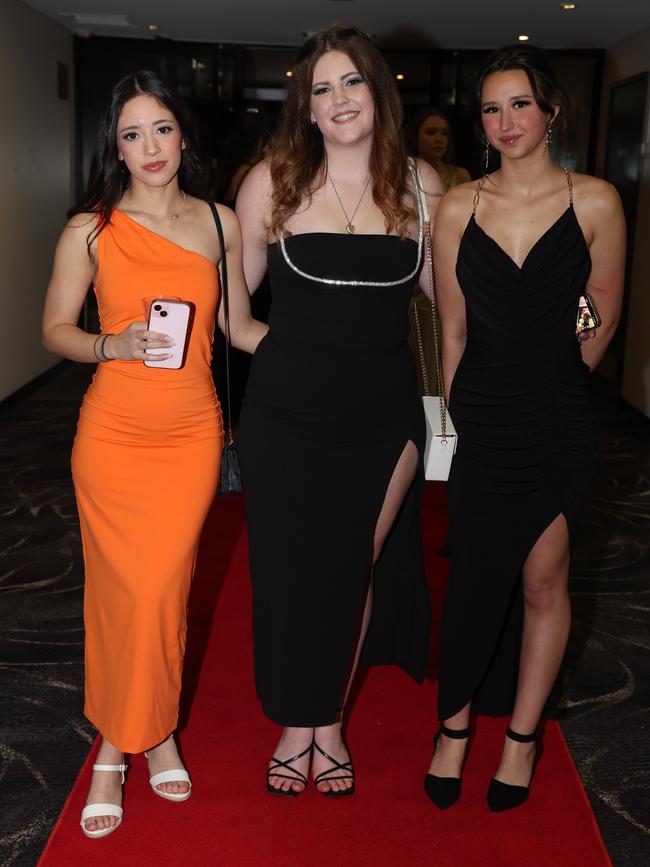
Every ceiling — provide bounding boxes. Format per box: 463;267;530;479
23;0;650;50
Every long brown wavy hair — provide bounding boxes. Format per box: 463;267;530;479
268;24;414;237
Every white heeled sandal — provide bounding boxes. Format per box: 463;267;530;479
80;763;128;839
144;736;192;802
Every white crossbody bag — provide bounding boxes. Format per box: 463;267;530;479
411;161;458;481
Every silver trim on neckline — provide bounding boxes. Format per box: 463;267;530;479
278;162;426;287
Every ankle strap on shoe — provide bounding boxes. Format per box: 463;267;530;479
506;727;537;743
92;763;128;783
439;723;470;740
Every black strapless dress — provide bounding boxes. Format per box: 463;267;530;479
239;233;429;727
438;173;596;720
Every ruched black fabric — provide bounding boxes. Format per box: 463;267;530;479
438;189;597;721
239;234;430;728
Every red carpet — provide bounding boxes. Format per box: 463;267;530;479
38;485;611;866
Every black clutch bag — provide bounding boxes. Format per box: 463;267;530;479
219;439;242;496
209;202;242;497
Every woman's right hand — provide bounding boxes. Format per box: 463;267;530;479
104;321;174;361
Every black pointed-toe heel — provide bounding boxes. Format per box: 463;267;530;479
266;743;312;798
313;740;355;798
487;727;541;813
423;723;470;809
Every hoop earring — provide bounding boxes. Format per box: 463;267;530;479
545;123;553;150
483;140;490;172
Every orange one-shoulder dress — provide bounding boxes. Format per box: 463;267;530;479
71;211;223;753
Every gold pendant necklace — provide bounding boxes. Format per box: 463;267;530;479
168;190;186;221
327;172;371;234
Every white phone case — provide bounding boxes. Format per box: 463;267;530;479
144;299;191;370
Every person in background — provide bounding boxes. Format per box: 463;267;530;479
409;107;472;396
214;107;273;207
412;107;471;190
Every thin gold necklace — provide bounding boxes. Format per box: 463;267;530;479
327;172;371;234
124;190;186;221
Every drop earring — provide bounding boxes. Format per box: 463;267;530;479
483;139;490;173
545;123;553;150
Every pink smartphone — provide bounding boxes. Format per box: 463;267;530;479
144;299;191;369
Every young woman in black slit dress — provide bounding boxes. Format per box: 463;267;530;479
236;24;444;797
424;45;625;811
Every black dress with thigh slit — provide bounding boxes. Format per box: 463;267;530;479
438;170;597;721
239;224;430;728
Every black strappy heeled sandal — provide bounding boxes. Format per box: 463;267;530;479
423;723;470;809
313;740;355;798
266;743;312;798
487;727;542;812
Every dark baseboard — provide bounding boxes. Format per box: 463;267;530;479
0;360;71;413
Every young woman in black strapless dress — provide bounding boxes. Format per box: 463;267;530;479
236;24;444;797
424;45;625;811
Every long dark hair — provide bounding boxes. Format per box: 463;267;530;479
268;23;414;238
69;70;201;252
475;44;569;134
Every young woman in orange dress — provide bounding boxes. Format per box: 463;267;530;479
42;71;266;838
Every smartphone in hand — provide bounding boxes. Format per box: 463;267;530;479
144;299;191;369
575;294;600;334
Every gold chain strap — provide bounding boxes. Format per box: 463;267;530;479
425;221;448;440
411;160;449;441
412;298;429;396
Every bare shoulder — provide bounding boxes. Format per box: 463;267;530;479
59;212;98;257
436;181;476;227
65;211;96;231
235;159;273;237
570;172;622;212
412;157;446;197
211;201;239;233
238;158;273;200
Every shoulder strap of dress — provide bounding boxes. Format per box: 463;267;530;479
562;167;574;205
472;174;488;216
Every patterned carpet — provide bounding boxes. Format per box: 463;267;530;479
0;363;648;867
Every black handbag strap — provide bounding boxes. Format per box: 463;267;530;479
208;201;234;444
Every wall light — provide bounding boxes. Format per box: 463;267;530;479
286;70;293;77
518;34;530;41
147;24;159;31
396;74;405;81
561;3;578;9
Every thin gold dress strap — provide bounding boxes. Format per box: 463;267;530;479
472;175;488;216
562;167;574;205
